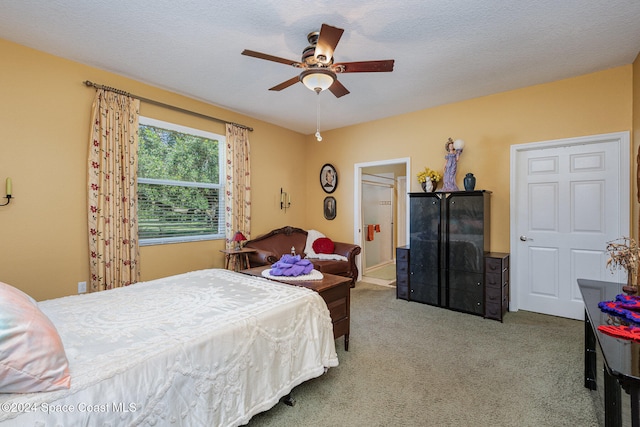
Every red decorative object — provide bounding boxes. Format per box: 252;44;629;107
233;231;247;250
598;294;640;325
598;325;640;343
312;237;335;254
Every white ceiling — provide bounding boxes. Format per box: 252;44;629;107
1;0;640;135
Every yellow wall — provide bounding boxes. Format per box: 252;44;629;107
304;66;633;253
1;37;636;300
0;39;307;300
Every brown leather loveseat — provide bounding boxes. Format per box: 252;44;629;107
244;226;362;286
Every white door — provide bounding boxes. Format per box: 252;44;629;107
511;132;630;320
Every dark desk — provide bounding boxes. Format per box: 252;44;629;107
579;278;640;427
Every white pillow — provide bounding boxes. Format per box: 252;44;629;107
0;281;71;393
306;253;349;261
304;229;326;257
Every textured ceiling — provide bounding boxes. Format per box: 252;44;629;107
1;0;640;134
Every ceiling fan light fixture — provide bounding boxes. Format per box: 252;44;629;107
300;68;336;93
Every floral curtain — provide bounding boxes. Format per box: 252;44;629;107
225;124;251;247
87;89;141;291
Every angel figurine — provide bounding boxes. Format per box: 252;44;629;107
442;138;464;191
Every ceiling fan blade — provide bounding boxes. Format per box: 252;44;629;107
328;79;350;98
334;60;395;73
269;76;300;91
315;24;344;62
241;49;302;67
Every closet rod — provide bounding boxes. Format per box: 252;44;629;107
83;80;253;132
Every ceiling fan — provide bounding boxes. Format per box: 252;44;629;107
241;23;395;98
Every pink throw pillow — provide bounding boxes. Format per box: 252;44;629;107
312;237;335;254
0;281;71;393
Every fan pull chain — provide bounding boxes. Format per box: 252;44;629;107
315;92;323;141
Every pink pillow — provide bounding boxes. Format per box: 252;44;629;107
312;237;335;254
0;281;71;393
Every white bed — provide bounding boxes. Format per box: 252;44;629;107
0;268;338;426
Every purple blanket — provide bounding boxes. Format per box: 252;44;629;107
270;254;314;276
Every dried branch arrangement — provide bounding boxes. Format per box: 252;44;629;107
606;237;639;289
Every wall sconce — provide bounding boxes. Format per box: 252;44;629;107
280;188;291;212
0;178;12;206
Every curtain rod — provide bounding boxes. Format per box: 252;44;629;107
83;80;253;132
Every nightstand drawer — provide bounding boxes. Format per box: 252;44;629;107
325;296;347;324
485;257;504;273
485;287;502;304
396;247;409;262
396;281;409;300
485;302;503;320
396;262;409;276
322;285;348;322
485;273;504;288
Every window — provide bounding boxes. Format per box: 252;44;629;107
137;117;225;245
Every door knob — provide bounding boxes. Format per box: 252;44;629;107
519;235;532;241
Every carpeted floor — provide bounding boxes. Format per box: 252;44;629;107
247;281;599;427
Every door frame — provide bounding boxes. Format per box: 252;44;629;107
509;131;630;312
354;157;411;282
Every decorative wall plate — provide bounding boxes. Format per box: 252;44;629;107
320;163;338;194
324;196;336;220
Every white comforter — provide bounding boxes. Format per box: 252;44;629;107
0;269;338;426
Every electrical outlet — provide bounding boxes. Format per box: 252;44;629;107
78;281;87;294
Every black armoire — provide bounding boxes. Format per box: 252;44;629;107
401;191;490;316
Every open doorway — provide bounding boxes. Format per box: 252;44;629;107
353;158;410;284
362;174;394;274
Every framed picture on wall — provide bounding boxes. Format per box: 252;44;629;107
324;196;336;220
320;163;338;194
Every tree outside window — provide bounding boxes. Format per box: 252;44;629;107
137;117;225;245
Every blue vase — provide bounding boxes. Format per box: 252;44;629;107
463;173;476;191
